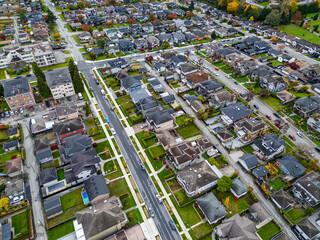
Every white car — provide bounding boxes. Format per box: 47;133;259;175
110;128;116;135
233;88;239;93
226;75;230;79
20;108;24;114
296;132;303;138
214;72;219;76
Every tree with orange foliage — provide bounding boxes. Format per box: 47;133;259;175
168;13;178;19
55;33;60;38
292;11;302;23
81;24;92;31
185;11;196;18
127;18;136;24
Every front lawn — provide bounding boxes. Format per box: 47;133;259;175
213;190;250;217
271;60;283;67
47;220;75;240
148;145;166;158
170;195;201;228
258;1;269;6
269;178;286;191
72;35;81;44
11;207;31;240
126;208;143;227
116;95;131;105
174;189;194;206
176;123;200;139
260;96;281;107
189;222;213;240
282;208;304;224
108;178;136;210
104;159;123;180
257;221;281;240
0;69;6;80
94;140;114;156
40;57;73;71
57;169;65;181
0;151;21;164
279;24;320;44
243;145;254;154
0;131;8;140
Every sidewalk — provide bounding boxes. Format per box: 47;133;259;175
82;72;159;240
93;68;192;239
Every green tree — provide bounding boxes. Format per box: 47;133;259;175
162;42;170;48
89;52;97;60
305;207;314;216
264;9;281;27
0;84;3;97
257;8;272;21
211;30;217;39
19;12;28;23
83;102;91;116
260;88;270;98
217;176;233;192
72;69;84;93
47;9;57;25
32;63;51;99
313;13;319;20
314;24;319;32
96;38;106;49
189;1;194;11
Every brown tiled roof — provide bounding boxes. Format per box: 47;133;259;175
186;71;210;83
6;157;22;175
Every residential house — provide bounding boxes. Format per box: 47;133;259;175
162;94;176;105
209;90;237;109
238;154;259;172
142;22;154;33
149;80;164;93
136;96;160;116
221;102;251;125
185;71;211;88
108;58;130;74
84;175;109;204
234;59;259;76
65;149;100;184
276;155;306;178
74;196;128;240
251;68;273;81
169;55;188;69
178;63;198;76
146;108;174;132
191;29;208;40
2;77;35;110
59;133;92;161
216;128;234;144
294;96;320;118
44;197;63;220
307;117;320;133
52;118;85;140
249;202;271;225
134;38;148;50
196;192;227;224
261;75;288;92
154;62;166;72
234;118;267;142
146;36;160;48
157;33;173;45
120;76;142;92
118;39;136;52
252;166;268;179
39;168;58;187
129;88;151;104
276;90;295;104
271;189;294;210
3;140;19;153
5;178;24;200
198;80;224;99
168;142;200;170
292;171;320;207
190;100;205;113
36;147;53;164
215;214;258;240
78;32;91;42
268;49;282;59
49;103;78;122
197;138;214;152
184;32;197;42
7;126;18;139
230;177;248;198
295;219;320;240
45;68;75;99
6;157;22;178
252;134;285;160
70;22;82;30
177;160;222;197
172;31;186;45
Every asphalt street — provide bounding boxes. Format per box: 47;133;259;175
78;61;180;240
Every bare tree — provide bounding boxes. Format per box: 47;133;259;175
282;122;289;134
185;50;190;57
245;91;254;101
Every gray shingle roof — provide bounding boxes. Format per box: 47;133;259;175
36;147;53;163
296;218;319;239
146;108;174;125
70;149;100;176
231;178;247;197
239;154;259;170
277;155;306;177
271;189;294;209
252;166;268;178
44;197;62;218
196;192;227;224
3;77;31;98
39;168;57;186
84;175;109;202
3;140;18;150
253;134;285;158
7;126;18;137
61;133;91;157
45;68;72;88
221;102;251;122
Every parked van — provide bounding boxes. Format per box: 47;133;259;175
78;92;83;100
101;90;106;95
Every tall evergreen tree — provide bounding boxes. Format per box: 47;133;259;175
72;69;84;93
32;63;51;99
47;9;57;25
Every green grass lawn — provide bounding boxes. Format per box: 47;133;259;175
42;159;60;170
11;207;31;240
176;123;200;139
288;90;310;98
148;145;166;158
308;19;320;29
47;220;75;240
57;169;65;181
0;131;8;140
109;178;136;210
158;168;175;193
271;60;283;67
92;127;107;141
94;140;114;156
104;159;123;180
257;221;281;240
72;35;81;44
0;151;21;164
172;82;181;88
116;95;131;105
52;150;60;159
242;145;254;154
40;57;73;71
283;208;304;224
170;195;200;228
0;69;6;80
189;222;213;240
213;190;250;217
145;149;164;171
259;96;281;107
58;14;65;21
269;178;286;191
174;189;194;206
126;208;143;227
85;119;96;126
258;1;268;6
48;188;86;228
279;24;320;44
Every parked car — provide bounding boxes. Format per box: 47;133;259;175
275;122;281;128
156;194;162;203
5;111;10;118
19;108;23;114
253;104;259;109
67;97;72;101
110;128;116;135
215;67;219;71
29;106;34;111
296;132;303;138
273;112;281;118
148;207;155;218
266;114;272;120
169;220;176;230
0;113;4;118
234;81;238;85
45;100;50;107
315;146;320;153
10;111;14;116
289;134;296;141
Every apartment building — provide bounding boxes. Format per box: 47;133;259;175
3;77;35;109
45;68;75;99
0;41;56;69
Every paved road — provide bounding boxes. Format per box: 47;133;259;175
143;60;298;240
78;61;180;240
22;120;47;240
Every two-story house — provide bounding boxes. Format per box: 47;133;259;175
234;118;267;142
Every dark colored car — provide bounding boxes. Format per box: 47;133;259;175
273;112;281;118
169;220;176;231
315;146;320;153
45;100;50;108
253;104;259;109
67;97;72;101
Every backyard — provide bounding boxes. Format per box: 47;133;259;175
47;220;75;240
108;178;136;210
269;178;286;191
279;24;320;44
282;208;305;224
11;207;31;240
0;151;21;164
189;222;213;240
104;159;123;180
126;208;143;227
176;123;200;139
